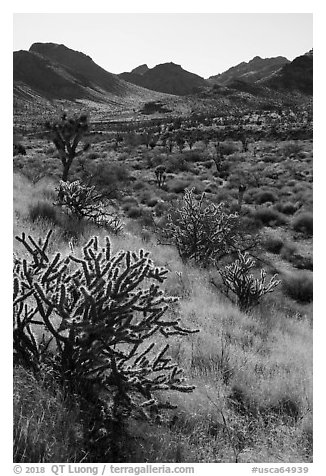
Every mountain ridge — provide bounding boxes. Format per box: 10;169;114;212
208;56;290;85
119;62;207;96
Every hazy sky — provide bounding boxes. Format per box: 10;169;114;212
13;13;312;78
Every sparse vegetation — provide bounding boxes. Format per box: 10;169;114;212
13;91;313;464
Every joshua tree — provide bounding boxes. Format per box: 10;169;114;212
154;165;167;188
114;133;124;150
238;184;246;212
175;132;186;153
45;111;90;182
187;132;196;150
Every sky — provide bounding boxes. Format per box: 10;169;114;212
13;13;313;78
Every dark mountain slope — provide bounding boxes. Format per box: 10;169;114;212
29;42;126;96
13;50;89;100
14;43;174;110
120;62;207;96
264;51;313;95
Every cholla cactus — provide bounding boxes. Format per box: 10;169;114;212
13;231;198;411
219;251;280;311
166;188;240;267
56;180;123;234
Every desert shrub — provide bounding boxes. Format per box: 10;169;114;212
282;271;313;303
165;156;189;173
154;201;169;217
167;179;191;194
255;190;277;205
202;160;213;169
280;242;298;261
282;142;303;157
86;151;100;160
276;202;297;215
133;180;145;191
126;206;142;219
91;162;130;190
147;197;159;207
292;213;313;236
165;188;240;267
220;251;280;311
138;209;155;227
254;208;287;227
218;141;238;156
13;232;198;460
183;150;203;162
262;234;284;254
288;253;313;271
29;201;58;225
13;143;26;156
122;195;138;206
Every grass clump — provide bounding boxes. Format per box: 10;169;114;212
14;366;84;463
29;201;58;225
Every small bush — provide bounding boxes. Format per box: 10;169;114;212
280;242;298;261
254;208;287;226
292;213;313;236
183;150;203;163
29;202;58;224
133;180;145;191
13;143;26;156
282;142;303;157
219;141;238;156
276;202;297;215
263;235;284;254
126;206;142;219
92;162;130;189
255;190;277;204
166;156;189;173
147;197;159;207
282;271;313;303
154;201;168;217
167;179;191;194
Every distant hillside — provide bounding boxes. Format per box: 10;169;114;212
264;51;313;95
120;62;207;96
208;56;290;85
28;42;134;97
14;43;170;106
13;50;88;100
